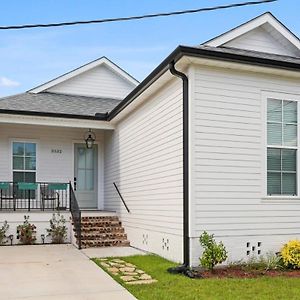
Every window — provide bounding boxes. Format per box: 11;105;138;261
12;142;36;183
267;99;297;195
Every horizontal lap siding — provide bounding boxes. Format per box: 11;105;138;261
104;79;183;262
191;65;300;264
47;65;135;99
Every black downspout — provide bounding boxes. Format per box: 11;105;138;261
168;61;192;276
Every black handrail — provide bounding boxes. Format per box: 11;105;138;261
69;182;82;249
113;182;130;213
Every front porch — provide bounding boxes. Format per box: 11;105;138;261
0;181;70;211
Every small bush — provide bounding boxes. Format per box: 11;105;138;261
17;215;36;245
47;213;67;244
281;240;300;269
0;220;9;245
199;231;227;271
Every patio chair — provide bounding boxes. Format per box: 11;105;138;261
17;182;38;211
0;182;15;210
40;183;68;211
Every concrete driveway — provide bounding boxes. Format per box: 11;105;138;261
0;244;136;300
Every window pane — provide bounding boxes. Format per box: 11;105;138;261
13;142;24;155
284;124;297;146
13;172;25;183
268;99;282;122
267;123;282;145
283;101;297;124
86;148;94;170
77;169;85;190
282;173;296;195
267;148;281;171
77;147;86;169
25;143;36;156
25;157;36;170
13;157;24;170
282;149;296;172
267;172;281;195
86;170;94;191
24;172;36;183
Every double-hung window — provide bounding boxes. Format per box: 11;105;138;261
267;99;297;196
12;142;36;183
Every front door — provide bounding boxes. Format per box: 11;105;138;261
74;143;98;208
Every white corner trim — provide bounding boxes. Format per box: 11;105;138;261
205;13;300;51
29;57;139;94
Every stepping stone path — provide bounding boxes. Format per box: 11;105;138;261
98;258;157;285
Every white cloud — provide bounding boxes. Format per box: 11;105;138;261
0;76;20;87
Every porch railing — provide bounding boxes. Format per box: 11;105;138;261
0;182;69;211
69;182;81;249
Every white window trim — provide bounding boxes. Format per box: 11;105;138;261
9;138;39;182
261;91;300;200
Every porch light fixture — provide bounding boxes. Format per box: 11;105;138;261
84;129;96;149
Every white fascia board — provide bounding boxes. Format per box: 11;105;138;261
205;13;300;51
29;57;139;94
0;114;114;130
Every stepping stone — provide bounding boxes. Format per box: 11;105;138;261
125;263;136;267
139;274;152;280
108;267;119;274
136;269;145;274
120;267;135;273
100;262;110;268
112;259;126;264
123;272;138;276
127;279;157;285
120;275;136;282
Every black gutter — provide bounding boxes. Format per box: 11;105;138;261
0;108;107;121
108;45;300;121
168;61;190;271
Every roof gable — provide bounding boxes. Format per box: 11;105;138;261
29;57;139;99
204;12;300;57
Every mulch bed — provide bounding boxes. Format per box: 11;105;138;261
195;267;300;279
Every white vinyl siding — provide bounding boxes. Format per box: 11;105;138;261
47;64;136;99
190;64;300;266
223;26;299;56
104;78;184;262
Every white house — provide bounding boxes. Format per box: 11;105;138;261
1;12;300;267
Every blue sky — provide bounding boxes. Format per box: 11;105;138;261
0;0;298;96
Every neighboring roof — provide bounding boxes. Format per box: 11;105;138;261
0;92;121;120
203;12;300;54
29;56;139;94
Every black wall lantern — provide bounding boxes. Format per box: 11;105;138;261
84;129;96;149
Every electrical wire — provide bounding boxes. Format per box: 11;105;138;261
0;0;278;30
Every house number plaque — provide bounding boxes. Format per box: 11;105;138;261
51;149;62;154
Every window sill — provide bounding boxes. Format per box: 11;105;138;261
261;196;300;203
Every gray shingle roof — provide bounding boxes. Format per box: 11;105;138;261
0;92;121;117
196;44;300;64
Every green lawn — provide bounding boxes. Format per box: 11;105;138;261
93;255;300;300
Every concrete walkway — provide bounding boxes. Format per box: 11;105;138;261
0;244;136;300
82;246;147;258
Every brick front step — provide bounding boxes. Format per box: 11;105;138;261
78;233;127;240
73;215;130;248
81;239;130;248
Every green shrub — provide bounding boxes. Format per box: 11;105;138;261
47;213;67;244
0;221;9;245
17;215;36;245
199;231;227;271
281;240;300;269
